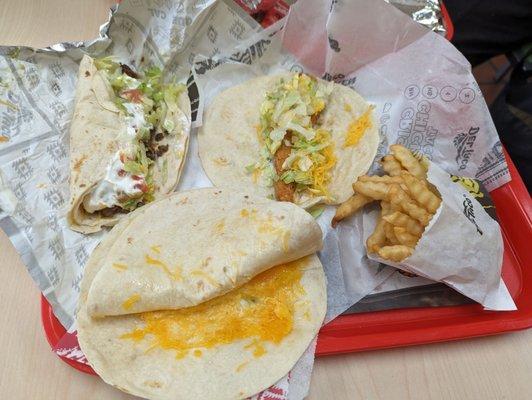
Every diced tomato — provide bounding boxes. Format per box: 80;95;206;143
117;169;126;177
119;152;126;163
131;175;142;181
134;182;148;193
122;89;143;103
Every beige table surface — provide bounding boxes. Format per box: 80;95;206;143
0;1;531;399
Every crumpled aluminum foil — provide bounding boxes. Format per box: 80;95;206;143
255;0;447;37
387;0;446;36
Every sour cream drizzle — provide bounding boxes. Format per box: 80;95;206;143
83;102;151;214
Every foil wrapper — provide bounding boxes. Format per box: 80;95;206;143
241;0;447;37
387;0;446;36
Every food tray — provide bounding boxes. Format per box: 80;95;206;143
37;0;528;375
41;148;531;372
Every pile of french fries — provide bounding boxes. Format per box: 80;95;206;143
332;145;442;262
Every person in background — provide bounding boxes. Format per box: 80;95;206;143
445;0;532;192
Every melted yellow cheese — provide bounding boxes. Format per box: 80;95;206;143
251;168;261;183
255;124;263;144
150;245;161;254
145;255;182;281
112;263;128;271
214;219;225;234
122;294;141;311
240;208;257;218
190;269;221;288
282;231;291;252
253;212;291;252
236;361;249;372
343;107;373;148
121;261;305;359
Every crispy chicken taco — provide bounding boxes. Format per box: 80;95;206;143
77;188;327;400
68;55;191;234
198;73;379;208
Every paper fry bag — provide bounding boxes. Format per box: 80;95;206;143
364;161;516;311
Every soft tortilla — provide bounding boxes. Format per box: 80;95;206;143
68;55;191;234
198;73;379;205
77;188;327;400
85;188;323;317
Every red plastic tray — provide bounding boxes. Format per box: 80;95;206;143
39;0;524;374
41;149;531;373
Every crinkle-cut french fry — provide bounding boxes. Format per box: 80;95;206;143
382;211;424;236
427;181;440;196
393;226;419;247
387;185;431;226
390;144;426;179
401;172;441;213
331;193;373;227
384;222;399;245
381;155;403;177
367;215;387;253
352;180;391;200
378;245;413;262
359;175;403;185
381;201;391;216
388;201;401;212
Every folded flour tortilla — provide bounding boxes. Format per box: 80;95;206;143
198;73;379;207
68;55;191;234
85;187;323;317
77;188;326;400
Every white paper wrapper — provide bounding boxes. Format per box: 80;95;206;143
363;161;516;311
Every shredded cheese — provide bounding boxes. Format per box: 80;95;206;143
112;263;128;271
122;294;141;311
121;261;305;359
343;107;373;148
190;269;221;288
307;129;337;197
145;255;182;281
236;361;249;372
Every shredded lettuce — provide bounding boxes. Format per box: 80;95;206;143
308;204;326;219
121;198;144;212
110;74;139;92
123;160;144;175
161;83;185;134
249;73;336;200
245;163;257;174
94;56;120;74
93;57;188;211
